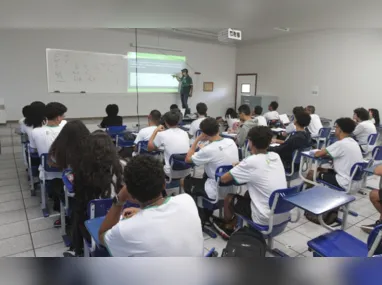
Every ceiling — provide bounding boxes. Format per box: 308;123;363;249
2;0;382;43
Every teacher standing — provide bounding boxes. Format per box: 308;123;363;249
175;68;193;115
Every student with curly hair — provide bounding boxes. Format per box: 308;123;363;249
66;131;126;257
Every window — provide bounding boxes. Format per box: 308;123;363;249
241;83;251;93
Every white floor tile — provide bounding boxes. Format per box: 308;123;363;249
0;200;25;213
274;230;311;254
35;242;67;257
0;234;33;257
337;211;368;228
203;236;227;256
0;185;20;194
0;192;22;203
294;221;330;239
0;168;18;175
8;250;35;257
0;146;14;154
0;178;19;187
26;206;44;220
0;171;18;180
345;225;369;243
0;209;27;226
272;240;300;257
23;197;40;209
32;228;63;249
29;216;56;233
0;221;29;240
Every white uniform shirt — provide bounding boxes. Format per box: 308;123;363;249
229;152;289;225
104;194;204;257
326;137;364;192
191;138;239;200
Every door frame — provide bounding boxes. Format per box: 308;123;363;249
235;73;258;109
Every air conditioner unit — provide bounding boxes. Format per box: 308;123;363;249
218;28;242;42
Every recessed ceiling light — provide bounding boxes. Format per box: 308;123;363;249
274;27;290;32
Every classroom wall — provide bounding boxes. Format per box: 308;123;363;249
0;29;236;121
236;30;382;120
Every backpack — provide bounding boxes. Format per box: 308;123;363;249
304;208;339;226
222;227;266;257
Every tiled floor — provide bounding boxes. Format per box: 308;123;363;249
0;122;380;257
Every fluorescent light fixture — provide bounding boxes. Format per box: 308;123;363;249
171;28;218;39
274;27;290;32
129;43;182;53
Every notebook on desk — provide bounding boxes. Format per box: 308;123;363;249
279;114;290;125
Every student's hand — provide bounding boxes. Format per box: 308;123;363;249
196;133;208;142
122;207;140;219
117;185;131;203
156;125;165;132
232;162;240;167
271;138;277;143
281;132;287;137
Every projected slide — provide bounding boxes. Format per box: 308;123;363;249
127;52;186;93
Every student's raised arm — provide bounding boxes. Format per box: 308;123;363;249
148;125;164;152
185;134;208;164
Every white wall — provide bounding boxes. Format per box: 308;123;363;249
0;29;236;121
236;30;382;120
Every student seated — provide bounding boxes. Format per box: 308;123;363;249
170;104;183;124
100;104;123;128
306;118;363;192
134;110;162;145
269;111;312;168
183;117;239;201
353;107;377;153
48;120;90;228
148;111;190;179
220;126;288;231
369;108;380;127
284;106;304;135
67;131;126;257
252;105;267;127
23;101;46;142
29;102;67;218
19;105;31;134
188;102;208;140
236;104;256;147
99;155;204;257
305;105;323;138
361;165;382;233
264;101;280;122
225;108;240;131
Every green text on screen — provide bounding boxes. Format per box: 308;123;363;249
127;52;186;93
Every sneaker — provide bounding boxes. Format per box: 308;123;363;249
361;220;382;234
53;218;61;228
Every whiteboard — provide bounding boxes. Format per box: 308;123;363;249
46;49;128;93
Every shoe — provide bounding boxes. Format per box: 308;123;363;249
53;218;61;228
361;220;382;234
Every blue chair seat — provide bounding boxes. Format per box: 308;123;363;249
316;179;345;192
238;215;290;238
308;230;368;257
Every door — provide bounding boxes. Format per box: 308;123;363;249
235;74;257;109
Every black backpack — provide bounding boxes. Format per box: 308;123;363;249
304;208;339;226
222;227;266;257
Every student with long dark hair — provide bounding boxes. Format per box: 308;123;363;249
369;108;380;127
66;131;125;257
49;120;90;170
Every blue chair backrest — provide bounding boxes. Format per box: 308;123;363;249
28;145;39;158
372;146;382;161
170;154;193;171
62;168;74;192
137;141;149;154
292;147;312;165
269;185;302;214
368;133;378;146
367;224;382;254
106;125;127;136
318;127;331;139
117;136;135;147
215;165;234;186
350;162;369;181
41;153;61;173
87;198;139;219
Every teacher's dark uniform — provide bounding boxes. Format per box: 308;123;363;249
180;72;193;114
